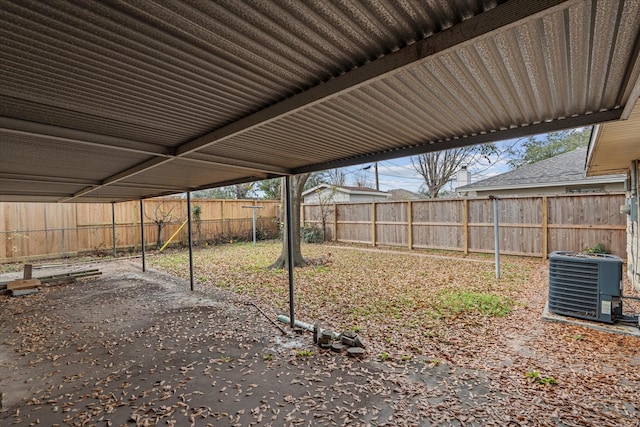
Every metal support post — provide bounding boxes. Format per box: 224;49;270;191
111;201;117;257
140;199;146;272
187;192;194;291
285;175;295;328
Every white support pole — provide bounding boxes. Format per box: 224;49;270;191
491;196;500;279
242;205;265;246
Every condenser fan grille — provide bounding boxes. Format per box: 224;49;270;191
548;251;623;324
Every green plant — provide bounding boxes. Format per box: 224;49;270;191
379;352;390;361
219;355;233;363
263;353;274;361
525;370;540;380
296;349;313;358
525;370;558;385
401;355;411;362
584;243;608;254
301;225;322;243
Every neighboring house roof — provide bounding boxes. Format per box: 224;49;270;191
387;189;422;200
302;184;388;198
457;147;626;193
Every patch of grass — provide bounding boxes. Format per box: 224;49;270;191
433;290;513;318
379;352;390;361
296;349;313;358
0;263;22;274
525;370;558;385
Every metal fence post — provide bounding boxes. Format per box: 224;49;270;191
491;196;500;279
61;228;66;257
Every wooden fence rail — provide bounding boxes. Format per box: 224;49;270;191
302;193;627;259
1;198;280;262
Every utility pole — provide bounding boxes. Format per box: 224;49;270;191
375;162;379;191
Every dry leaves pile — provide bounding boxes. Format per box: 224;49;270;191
149;242;640;426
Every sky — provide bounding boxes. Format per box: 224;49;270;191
334;139;518;194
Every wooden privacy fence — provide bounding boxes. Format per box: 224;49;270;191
1;199;279;262
302;193;627;259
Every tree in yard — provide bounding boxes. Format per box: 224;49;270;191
313;186;337;242
507;127;591;169
145;200;178;249
270;173;310;269
192;205;202;244
412;144;497;198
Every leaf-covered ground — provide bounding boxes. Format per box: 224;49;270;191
148;241;640;426
1;243;638;426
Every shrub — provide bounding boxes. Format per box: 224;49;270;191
301;225;323;243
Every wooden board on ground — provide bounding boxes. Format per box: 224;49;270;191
7;279;41;291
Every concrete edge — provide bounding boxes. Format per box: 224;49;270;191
542;301;640;337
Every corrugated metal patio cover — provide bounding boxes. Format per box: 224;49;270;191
2;0;640;202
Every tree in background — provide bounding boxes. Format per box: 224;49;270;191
192;183;256;199
324;168;346;186
192;187;230;199
412;144;497;198
507;127;591;169
258;178;281;200
353;168;374;188
229;183;255;199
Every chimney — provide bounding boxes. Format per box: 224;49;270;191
457;165;471;189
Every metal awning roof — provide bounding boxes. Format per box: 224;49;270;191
2;0;640;203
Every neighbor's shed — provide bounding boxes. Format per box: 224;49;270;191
302;185;389;204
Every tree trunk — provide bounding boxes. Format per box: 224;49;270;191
270;174;310;269
156;222;165;249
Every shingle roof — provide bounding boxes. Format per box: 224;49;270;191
457;147;626;192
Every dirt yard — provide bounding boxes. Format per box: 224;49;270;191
1;243;639;426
